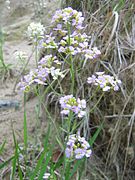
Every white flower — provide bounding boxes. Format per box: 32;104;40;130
78;111;86;118
27;22;45;40
50;67;64;80
103;86;111;91
77;99;86;108
43;173;50;179
14;51;28;61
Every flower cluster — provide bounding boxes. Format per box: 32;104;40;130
18;55;64;92
40;34;58;49
58;33;89;55
18;68;49;92
58;31;101;60
52;7;84;32
65;134;92;159
59;95;86;118
14;51;28;62
38;54;61;68
87;72;122;91
38;7;101;61
84;47;101;60
27;22;45;41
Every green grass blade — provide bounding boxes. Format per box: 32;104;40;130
65;161;71;180
0;140;6;155
24;93;28;151
38;149;52;179
69;159;84;178
30;125;50;180
30;149;47;180
53;156;64;170
89;123;103;146
11;130;23;179
11;130;18;179
43;125;50;150
0;156;14;169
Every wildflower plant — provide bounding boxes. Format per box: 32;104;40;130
13;6;123;180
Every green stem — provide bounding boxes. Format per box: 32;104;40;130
70;56;75;95
35;39;38;67
67;22;75;95
67;111;73;135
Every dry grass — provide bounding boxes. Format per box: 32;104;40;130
58;0;135;179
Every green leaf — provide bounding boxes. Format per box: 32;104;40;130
89;123;103;146
30;125;50;180
65;161;71;180
11;130;23;179
69;159;84;178
38;150;52;179
53;156;64;170
11;130;18;179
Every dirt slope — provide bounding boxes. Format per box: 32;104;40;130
0;0;59;157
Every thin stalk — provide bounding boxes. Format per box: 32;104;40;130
67;22;75;94
34;87;62;147
89;92;104;113
70;54;75;95
35;41;38;67
67;111;73;136
0;28;7;72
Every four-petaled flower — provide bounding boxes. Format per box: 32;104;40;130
65;134;92;159
87;72;122;91
59;95;86;118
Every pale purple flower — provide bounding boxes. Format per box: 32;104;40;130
77;99;86;108
113;85;119;91
87;75;96;84
40;34;58;49
87;72;122;92
74;148;86;159
59;95;86;118
103;86;111;92
65;134;92;159
86;149;92;157
65;147;73;158
58;46;66;53
78;111;86;118
56;24;62;30
38;55;60;68
61;109;70;115
18;52;64;92
51;7;85;33
84;47;101;60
